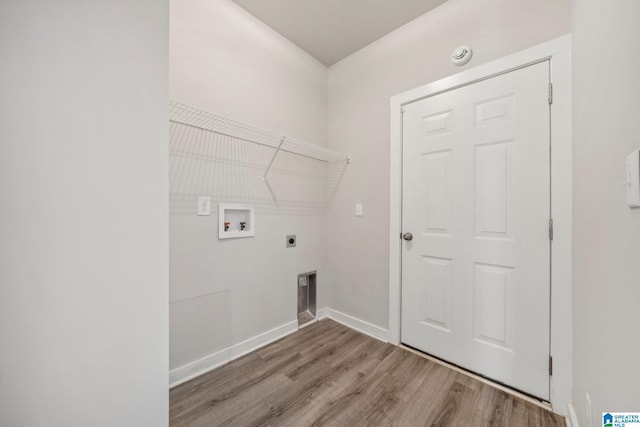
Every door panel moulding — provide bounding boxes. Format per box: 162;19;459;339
388;34;572;416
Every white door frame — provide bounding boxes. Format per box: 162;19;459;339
389;35;572;415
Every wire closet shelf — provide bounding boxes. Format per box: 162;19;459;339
169;100;351;180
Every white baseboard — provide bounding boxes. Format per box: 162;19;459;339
317;307;330;320
321;308;389;343
169;309;390;388
567;402;579;427
169;319;298;388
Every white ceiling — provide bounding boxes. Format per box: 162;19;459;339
231;0;448;66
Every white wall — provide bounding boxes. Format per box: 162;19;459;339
0;1;169;426
326;0;571;330
171;0;327;146
169;0;330;378
572;1;640;424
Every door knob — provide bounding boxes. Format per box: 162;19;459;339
402;232;413;241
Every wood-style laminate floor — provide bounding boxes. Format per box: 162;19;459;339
170;319;565;427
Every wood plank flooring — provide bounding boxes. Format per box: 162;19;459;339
170;319;565;426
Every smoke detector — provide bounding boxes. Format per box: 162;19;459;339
451;45;472;66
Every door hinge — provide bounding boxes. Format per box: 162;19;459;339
549;356;553;376
548;83;553;105
549;219;554;241
401;106;406;114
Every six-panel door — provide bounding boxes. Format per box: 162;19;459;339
401;61;551;400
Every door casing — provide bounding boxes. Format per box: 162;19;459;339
388;35;572;415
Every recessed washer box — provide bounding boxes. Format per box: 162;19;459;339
219;204;255;239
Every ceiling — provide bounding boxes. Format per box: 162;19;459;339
231;0;448;66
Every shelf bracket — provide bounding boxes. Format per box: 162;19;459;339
263;137;285;181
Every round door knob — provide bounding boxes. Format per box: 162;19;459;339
402;232;413;241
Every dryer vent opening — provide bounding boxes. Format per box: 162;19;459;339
297;271;316;326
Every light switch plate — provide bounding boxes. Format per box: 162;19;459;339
355;203;363;217
197;196;211;216
626;149;640;208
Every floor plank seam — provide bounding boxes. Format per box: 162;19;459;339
170;319;565;427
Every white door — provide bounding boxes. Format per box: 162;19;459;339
401;61;551;399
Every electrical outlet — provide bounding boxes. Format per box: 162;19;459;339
197;196;211;216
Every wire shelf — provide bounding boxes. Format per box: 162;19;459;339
168;100;351;166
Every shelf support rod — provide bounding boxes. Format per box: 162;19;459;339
263;137;285;181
